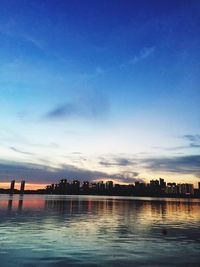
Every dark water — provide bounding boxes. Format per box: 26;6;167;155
0;194;199;267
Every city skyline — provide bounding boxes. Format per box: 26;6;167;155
1;177;200;198
1;177;200;192
0;0;200;189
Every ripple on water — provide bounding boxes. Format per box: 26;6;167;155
0;195;200;267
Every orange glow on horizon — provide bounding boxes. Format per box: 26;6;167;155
0;182;47;190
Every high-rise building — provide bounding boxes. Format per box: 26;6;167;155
72;180;80;193
59;179;67;185
166;183;177;194
91;183;97;189
150;180;159;188
186;184;194;195
58;179;68;194
10;180;15;194
177;183;194;195
83;181;89;190
159;178;166;189
20;180;25;194
106;181;113;191
97;181;105;191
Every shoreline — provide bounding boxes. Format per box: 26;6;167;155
0;191;200;199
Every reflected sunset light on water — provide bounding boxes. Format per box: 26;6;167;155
0;195;199;267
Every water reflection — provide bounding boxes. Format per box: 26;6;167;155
0;195;200;225
7;198;13;211
0;195;199;267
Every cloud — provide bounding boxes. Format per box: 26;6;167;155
80;46;156;78
152;134;200;152
46;103;77;118
45;91;109;120
110;171;140;184
144;155;200;176
99;157;134;167
0;160;141;184
184;134;200;142
152;145;188;151
190;143;200;148
130;46;155;65
117;46;155;69
10;146;34;155
183;134;200;148
0;20;45;52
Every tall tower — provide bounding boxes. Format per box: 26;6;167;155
10;180;15;195
20;180;25;194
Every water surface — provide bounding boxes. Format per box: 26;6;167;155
0;194;199;267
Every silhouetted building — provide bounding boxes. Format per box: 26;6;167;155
20;180;25;194
134;182;146;196
82;181;90;194
97;181;105;191
10;180;15;194
83;181;89;189
42;178;198;198
177;183;194;195
166;183;177;194
106;181;113;191
150;179;159;188
135;181;146;189
71;180;80;194
46;183;55;194
149;179;160;195
91;183;97;189
59;179;67;185
159;178;166;189
58;179;68;194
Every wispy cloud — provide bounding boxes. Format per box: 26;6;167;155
0;20;45;52
99;157;134;167
82;46;156;78
129;46;155;65
144;155;200;176
45;91;110;121
183;134;200;148
46;103;77;119
118;46;155;69
99;153;200;178
0;160;141;184
152;134;200;152
10;146;34;155
111;171;140;184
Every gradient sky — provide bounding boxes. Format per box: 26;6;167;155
0;0;200;188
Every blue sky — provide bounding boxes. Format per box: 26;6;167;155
0;0;200;187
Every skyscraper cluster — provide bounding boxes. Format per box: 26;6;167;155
45;178;199;197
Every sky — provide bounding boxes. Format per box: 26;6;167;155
0;0;200;188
